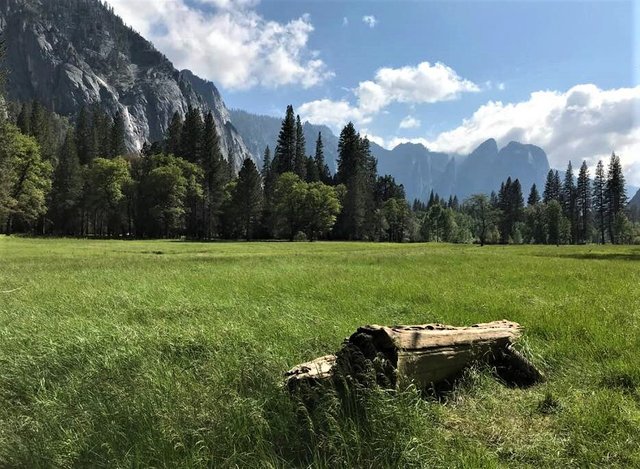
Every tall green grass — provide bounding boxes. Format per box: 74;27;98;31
1;237;639;467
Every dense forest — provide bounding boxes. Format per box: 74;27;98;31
0;95;638;244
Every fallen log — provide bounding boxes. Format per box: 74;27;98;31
286;320;543;392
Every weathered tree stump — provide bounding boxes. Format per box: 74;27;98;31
286;320;543;392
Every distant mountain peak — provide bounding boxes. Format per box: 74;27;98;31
471;138;499;157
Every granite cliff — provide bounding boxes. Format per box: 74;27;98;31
0;0;252;169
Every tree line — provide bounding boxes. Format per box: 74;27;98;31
412;155;638;245
0;102;394;241
0;98;638;243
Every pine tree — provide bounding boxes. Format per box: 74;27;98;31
605;152;627;244
261;146;272;181
229;159;263;240
180;106;203;163
335;122;368;239
554;171;562;199
91;108;112;158
360;136;379;239
76;107;95;165
546;199;564;246
314;132;331;184
498;177;524;243
562;161;577;243
273;105;296;175
305;156;319;182
165;111;183;156
543;169;561;203
201;111;227;238
29;100;56;162
576;160;591;244
543;170;555;203
261;146;277;238
592;159;607;244
50;130;83;234
528;183;540;206
294;115;307;180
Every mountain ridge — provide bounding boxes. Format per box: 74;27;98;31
228;110;552;201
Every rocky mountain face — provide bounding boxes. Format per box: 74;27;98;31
630;189;640;209
0;0;252;170
231;111;552;201
372;138;549;201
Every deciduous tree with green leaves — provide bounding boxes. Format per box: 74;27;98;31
0;122;52;233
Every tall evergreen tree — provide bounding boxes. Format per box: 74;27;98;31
273;105;296;175
201;111;227;238
91;108;112;158
527;183;540;206
262;146;272;181
498;177;524;243
562;161;577;243
260;146;278;237
29;100;56;162
50;130;83;234
427;190;435;208
576;160;591;244
180;106;203;163
75;106;95;165
592;159;607;244
545;199;564;246
305;156;320;182
314;132;331;184
294;115;307;180
229;159;263;240
605;152;627;244
335;122;369;239
543;169;561;202
360;136;379;238
165;111;183;156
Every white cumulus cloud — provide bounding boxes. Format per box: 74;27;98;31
362;15;378;28
357;62;480;113
399;116;421;129
298;99;370;131
299;61;478;132
423;84;640;186
103;0;332;90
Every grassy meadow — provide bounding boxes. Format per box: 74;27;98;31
1;236;639;468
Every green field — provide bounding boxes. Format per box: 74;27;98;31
1;237;639;468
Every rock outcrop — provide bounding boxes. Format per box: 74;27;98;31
0;0;252;170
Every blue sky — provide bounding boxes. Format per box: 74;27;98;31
106;0;639;185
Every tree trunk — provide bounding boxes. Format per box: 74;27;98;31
286;320;543;392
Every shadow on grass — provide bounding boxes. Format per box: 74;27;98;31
536;251;640;262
